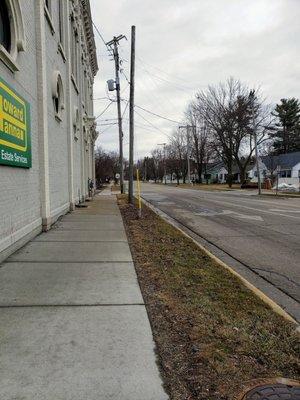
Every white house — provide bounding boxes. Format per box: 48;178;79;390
249;151;300;187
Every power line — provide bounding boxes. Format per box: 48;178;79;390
92;21;112;56
136;67;177;116
95;101;114;120
122;100;129;118
93;97;111;101
136;55;205;89
134;110;171;139
134;104;181;124
97;122;118;126
120;70;130;85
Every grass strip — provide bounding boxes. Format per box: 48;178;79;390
118;195;299;400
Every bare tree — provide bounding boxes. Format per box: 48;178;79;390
194;78;272;186
95;147;120;185
169;128;188;183
186;103;215;183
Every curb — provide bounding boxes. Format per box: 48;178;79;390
141;197;299;328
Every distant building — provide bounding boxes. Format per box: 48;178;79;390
0;0;98;261
248;151;300;187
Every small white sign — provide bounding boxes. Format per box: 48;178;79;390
115;173;120;179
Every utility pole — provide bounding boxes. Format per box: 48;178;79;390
144;158;147;181
158;143;167;184
253;107;262;195
250;90;261;195
128;26;136;204
179;125;195;185
106;35;126;194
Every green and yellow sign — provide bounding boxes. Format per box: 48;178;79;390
0;77;31;168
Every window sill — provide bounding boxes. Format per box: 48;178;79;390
0;46;19;72
58;43;66;62
44;6;55;35
71;74;79;94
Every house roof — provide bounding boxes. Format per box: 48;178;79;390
261;151;300;171
206;161;224;174
205;161;254;175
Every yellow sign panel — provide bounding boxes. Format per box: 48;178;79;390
0;77;31;168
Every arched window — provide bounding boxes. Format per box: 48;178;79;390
0;1;11;52
0;0;25;72
52;71;64;121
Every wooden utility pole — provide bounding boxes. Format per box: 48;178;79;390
253;107;262;195
128;26;136;204
106;35;126;194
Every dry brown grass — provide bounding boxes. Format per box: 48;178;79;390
118;195;300;400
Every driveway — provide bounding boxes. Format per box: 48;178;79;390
141;183;300;322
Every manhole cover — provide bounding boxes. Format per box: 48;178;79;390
238;379;300;400
244;383;300;399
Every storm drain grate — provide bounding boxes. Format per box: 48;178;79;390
245;383;300;399
239;381;300;400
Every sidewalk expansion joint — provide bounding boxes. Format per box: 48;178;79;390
33;240;128;243
0;303;145;308
4;260;134;264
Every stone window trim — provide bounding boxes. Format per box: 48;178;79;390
73;106;79;141
58;42;66;62
70;19;80;93
0;0;25;72
71;73;79;94
57;0;66;61
44;0;55;35
52;70;65;122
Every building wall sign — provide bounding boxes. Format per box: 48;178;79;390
0;77;31;168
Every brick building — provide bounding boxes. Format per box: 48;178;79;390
0;0;98;261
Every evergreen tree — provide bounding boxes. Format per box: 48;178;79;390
271;98;300;154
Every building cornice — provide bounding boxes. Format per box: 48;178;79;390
80;0;98;77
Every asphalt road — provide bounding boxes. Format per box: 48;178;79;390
141;183;300;322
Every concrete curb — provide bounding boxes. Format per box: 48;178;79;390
141;197;299;328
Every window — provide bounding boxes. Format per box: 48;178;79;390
280;170;292;178
73;107;79;141
57;0;66;60
52;71;64;120
0;1;11;52
0;0;25;72
70;19;79;87
58;0;64;46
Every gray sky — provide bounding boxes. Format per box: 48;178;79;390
90;0;300;160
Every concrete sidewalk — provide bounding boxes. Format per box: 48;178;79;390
0;193;168;400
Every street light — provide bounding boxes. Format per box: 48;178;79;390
158;143;167;184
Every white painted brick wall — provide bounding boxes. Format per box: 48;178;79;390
0;1;41;249
0;0;97;256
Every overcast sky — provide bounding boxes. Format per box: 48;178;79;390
90;0;300;160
